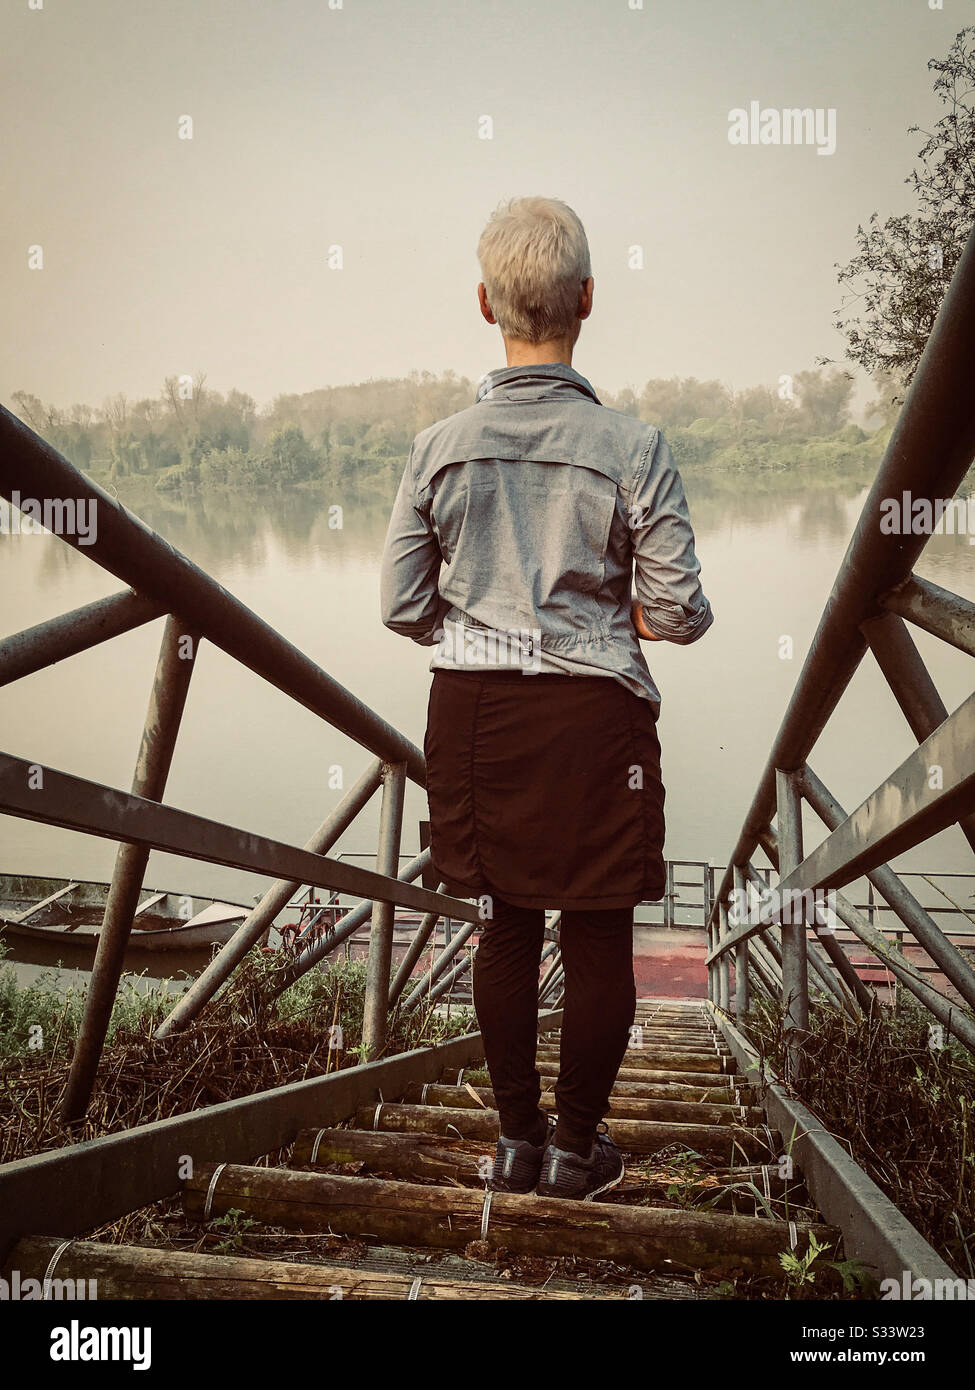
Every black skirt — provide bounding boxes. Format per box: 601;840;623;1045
423;669;666;911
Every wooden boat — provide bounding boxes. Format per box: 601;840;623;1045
0;873;253;970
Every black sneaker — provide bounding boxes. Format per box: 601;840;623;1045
486;1116;555;1194
536;1124;625;1201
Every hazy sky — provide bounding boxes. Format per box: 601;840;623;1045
0;0;962;410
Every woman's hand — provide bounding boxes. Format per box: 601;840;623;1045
632;599;662;641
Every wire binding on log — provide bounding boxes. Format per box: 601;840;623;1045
203;1163;228;1220
309;1129;327;1165
481;1190;494;1240
372;1101;384;1130
407;1277;422;1300
42;1240;75;1299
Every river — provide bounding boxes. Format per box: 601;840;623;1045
2;463;974;987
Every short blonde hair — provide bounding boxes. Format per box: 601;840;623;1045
477;196;591;342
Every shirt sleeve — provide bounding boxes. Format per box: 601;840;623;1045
629;429;714;645
380;445;450;645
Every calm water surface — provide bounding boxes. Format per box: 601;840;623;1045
2;467;974;983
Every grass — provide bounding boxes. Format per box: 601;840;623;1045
740;989;975;1277
0;944;474;1165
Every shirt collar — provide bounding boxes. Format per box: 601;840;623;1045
475;362;601;405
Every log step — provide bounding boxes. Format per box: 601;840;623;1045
453;1063;737;1089
540;1065;737;1087
402;1083;762;1127
183;1163;836;1276
292;1129;810;1216
354;1102;780;1161
535;1047;733;1074
5;1236;616;1301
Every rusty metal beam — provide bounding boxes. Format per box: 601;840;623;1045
0;589;165;687
0;751;480;924
781;700;975;893
863;611;975;855
882;574;975;659
758;830;870;1017
61;617;199;1122
774;770;809;1079
362;762;407;1055
387;888;447;1008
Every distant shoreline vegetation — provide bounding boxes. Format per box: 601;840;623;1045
9;367;895;497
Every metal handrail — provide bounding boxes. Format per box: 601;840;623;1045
0;405;478;1116
706;219;975;1071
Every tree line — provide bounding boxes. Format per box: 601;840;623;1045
9;364;889;495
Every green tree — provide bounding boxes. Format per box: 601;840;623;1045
264;425;320;483
831;27;975;385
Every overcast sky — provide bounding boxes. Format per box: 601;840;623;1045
0;0;962;410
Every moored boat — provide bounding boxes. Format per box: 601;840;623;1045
0;873;253;969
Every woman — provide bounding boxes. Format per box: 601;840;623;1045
381;196;713;1200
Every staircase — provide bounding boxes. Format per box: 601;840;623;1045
9;1002;841;1299
175;1000;838;1298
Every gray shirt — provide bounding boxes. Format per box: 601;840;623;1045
380;362;713;709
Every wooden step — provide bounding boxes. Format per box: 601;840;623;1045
291;1129;810;1216
452;1064;738;1089
354;1102;780;1161
528;1056;734;1078
402;1083;761;1127
545;1064;739;1088
183;1163;837;1276
7;1236;607;1300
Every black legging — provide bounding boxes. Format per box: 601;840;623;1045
472;891;637;1150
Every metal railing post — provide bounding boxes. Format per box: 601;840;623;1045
750;843;864;1018
717;902;730;1011
775;769;810;1080
388;887;446;1007
864;612;975;856
155;757;384;1037
361;761;407;1056
60;617;199;1122
706;922;715;1002
735;941;751;1016
733;867;750;1016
